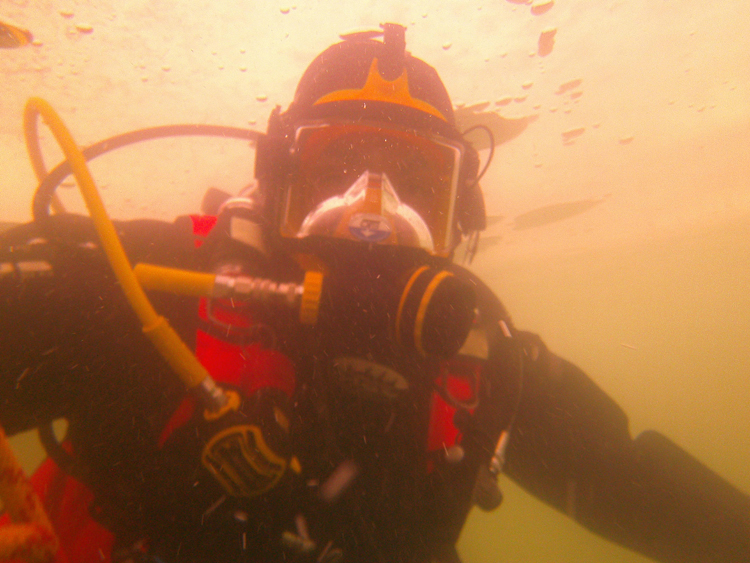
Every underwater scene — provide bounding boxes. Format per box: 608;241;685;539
1;1;750;563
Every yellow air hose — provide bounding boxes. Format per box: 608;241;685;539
22;98;218;397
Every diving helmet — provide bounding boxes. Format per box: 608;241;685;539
256;23;486;257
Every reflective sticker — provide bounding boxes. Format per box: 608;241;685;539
0;263;14;279
347;213;391;243
16;260;52;279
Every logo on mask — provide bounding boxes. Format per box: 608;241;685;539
347;213;392;242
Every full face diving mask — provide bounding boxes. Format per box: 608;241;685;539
280;122;465;256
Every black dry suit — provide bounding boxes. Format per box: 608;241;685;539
1;213;750;563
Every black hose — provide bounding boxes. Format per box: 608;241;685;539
32;124;263;222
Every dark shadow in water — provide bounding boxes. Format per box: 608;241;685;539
455;234;503;260
455;104;539;150
513;197;608;230
0;19;33;48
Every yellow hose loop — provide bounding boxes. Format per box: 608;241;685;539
0;426;58;563
22;98;211;392
23;100;65;214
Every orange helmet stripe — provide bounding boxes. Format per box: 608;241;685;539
313;59;448;122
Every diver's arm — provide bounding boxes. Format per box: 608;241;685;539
502;336;750;562
0;214;197;435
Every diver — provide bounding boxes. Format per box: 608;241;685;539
2;22;750;563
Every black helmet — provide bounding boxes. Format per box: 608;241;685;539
256;23;486;257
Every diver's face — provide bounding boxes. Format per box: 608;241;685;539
282;123;464;257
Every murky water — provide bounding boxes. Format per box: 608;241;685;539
2;1;749;562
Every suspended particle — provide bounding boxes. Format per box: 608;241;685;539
531;0;554;15
619;136;634;145
549;107;558;112
514;95;528;103
592;122;601;128
522;81;534;89
533;104;541;110
75;23;94;34
256;94;268;102
280;7;291;14
442;42;452;50
538;28;556;57
570;91;583;100
495;96;513;106
59;10;74;18
239;66;248;72
161;65;171;71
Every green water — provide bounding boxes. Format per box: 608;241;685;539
459;214;750;562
